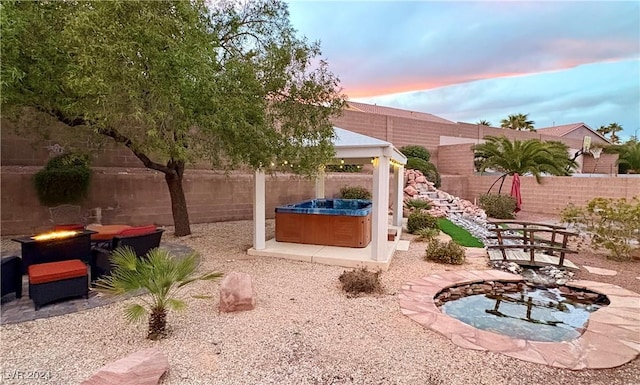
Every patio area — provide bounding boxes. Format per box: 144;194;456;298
1;219;639;384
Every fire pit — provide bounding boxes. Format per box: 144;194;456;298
12;230;95;273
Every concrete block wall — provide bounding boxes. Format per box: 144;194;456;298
581;153;618;175
437;143;475;175
441;175;640;215
0;168;375;235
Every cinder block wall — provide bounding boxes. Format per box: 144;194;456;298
0;168;376;235
441;175;640;214
437;143;475;175
581;153;618;174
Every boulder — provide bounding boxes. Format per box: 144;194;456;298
81;348;168;385
403;186;418;196
415;176;427;183
219;271;256;313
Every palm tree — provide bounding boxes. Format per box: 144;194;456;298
607;122;623;144
597;123;623;144
476;120;492;126
473;136;576;184
608;141;640;173
95;247;223;340
500;113;535;131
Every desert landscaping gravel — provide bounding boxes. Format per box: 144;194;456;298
1;217;639;385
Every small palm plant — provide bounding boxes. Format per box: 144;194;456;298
94;246;222;340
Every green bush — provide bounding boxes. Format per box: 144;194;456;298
478;193;516;219
424;239;466;265
405;198;431;210
560;197;640;261
405;157;441;188
339;186;371;200
338;267;383;295
33;152;92;206
326;164;361;173
414;227;440;242
407;210;438;234
400;145;431;162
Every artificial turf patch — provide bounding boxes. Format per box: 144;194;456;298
437;218;485;247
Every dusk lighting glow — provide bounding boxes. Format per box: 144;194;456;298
288;1;640;139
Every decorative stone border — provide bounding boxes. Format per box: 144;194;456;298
399;270;640;370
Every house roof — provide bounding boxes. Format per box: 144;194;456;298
536;122;610;143
346;101;453;124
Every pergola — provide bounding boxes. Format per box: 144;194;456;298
251;127;407;263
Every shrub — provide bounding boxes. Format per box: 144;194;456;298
405;157;441;188
338;267;383;295
560;197;640;261
478;193;516;219
339;185;371;200
424;239;466;265
33;152;92;206
405;198;431;210
326;164;361;173
400;145;431;162
407;210;438;234
414;227;440;242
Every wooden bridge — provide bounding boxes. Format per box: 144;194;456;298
486;220;580;270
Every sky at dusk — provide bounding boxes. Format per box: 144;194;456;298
287;1;640;140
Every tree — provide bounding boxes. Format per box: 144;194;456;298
1;0;346;236
95;247;222;340
607;140;640;174
473;136;576;183
597;123;623;144
476;120;492;126
500;113;535;131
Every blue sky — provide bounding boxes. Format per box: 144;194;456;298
287;1;640;140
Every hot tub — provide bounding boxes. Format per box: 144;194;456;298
275;199;372;248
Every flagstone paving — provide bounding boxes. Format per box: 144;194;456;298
1;243;194;325
399;269;640;370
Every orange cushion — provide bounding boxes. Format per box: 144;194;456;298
28;260;87;284
54;223;84;231
118;225;157;237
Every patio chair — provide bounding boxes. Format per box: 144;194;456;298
1;256;23;300
90;226;164;281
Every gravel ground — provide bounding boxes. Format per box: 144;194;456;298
1;215;639;385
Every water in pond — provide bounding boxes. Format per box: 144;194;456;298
441;287;604;342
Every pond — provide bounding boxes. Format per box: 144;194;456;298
440;285;608;342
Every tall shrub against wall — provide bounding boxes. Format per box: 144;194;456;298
33;152;92;206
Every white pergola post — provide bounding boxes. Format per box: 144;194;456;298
253;170;266;250
392;165;404;227
315;166;326;199
371;156;390;261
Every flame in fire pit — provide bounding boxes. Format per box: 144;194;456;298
32;230;79;241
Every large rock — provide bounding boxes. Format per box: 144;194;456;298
219;271;256;313
81;348;168;385
403;186;418;196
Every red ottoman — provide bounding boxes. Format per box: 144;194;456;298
28;259;88;310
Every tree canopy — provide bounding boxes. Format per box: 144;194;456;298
473;136;576;182
607;140;640;174
597;123;623;144
500;113;535;131
1;0;346;236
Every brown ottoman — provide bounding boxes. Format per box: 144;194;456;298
28;259;88;310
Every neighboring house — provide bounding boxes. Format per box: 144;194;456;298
346;101;454;124
535;122;611;147
332;102;618;175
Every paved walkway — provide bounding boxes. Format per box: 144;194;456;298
399;270;640;370
1;243;194;325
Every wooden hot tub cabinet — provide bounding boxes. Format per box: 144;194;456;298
275;199;372;248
